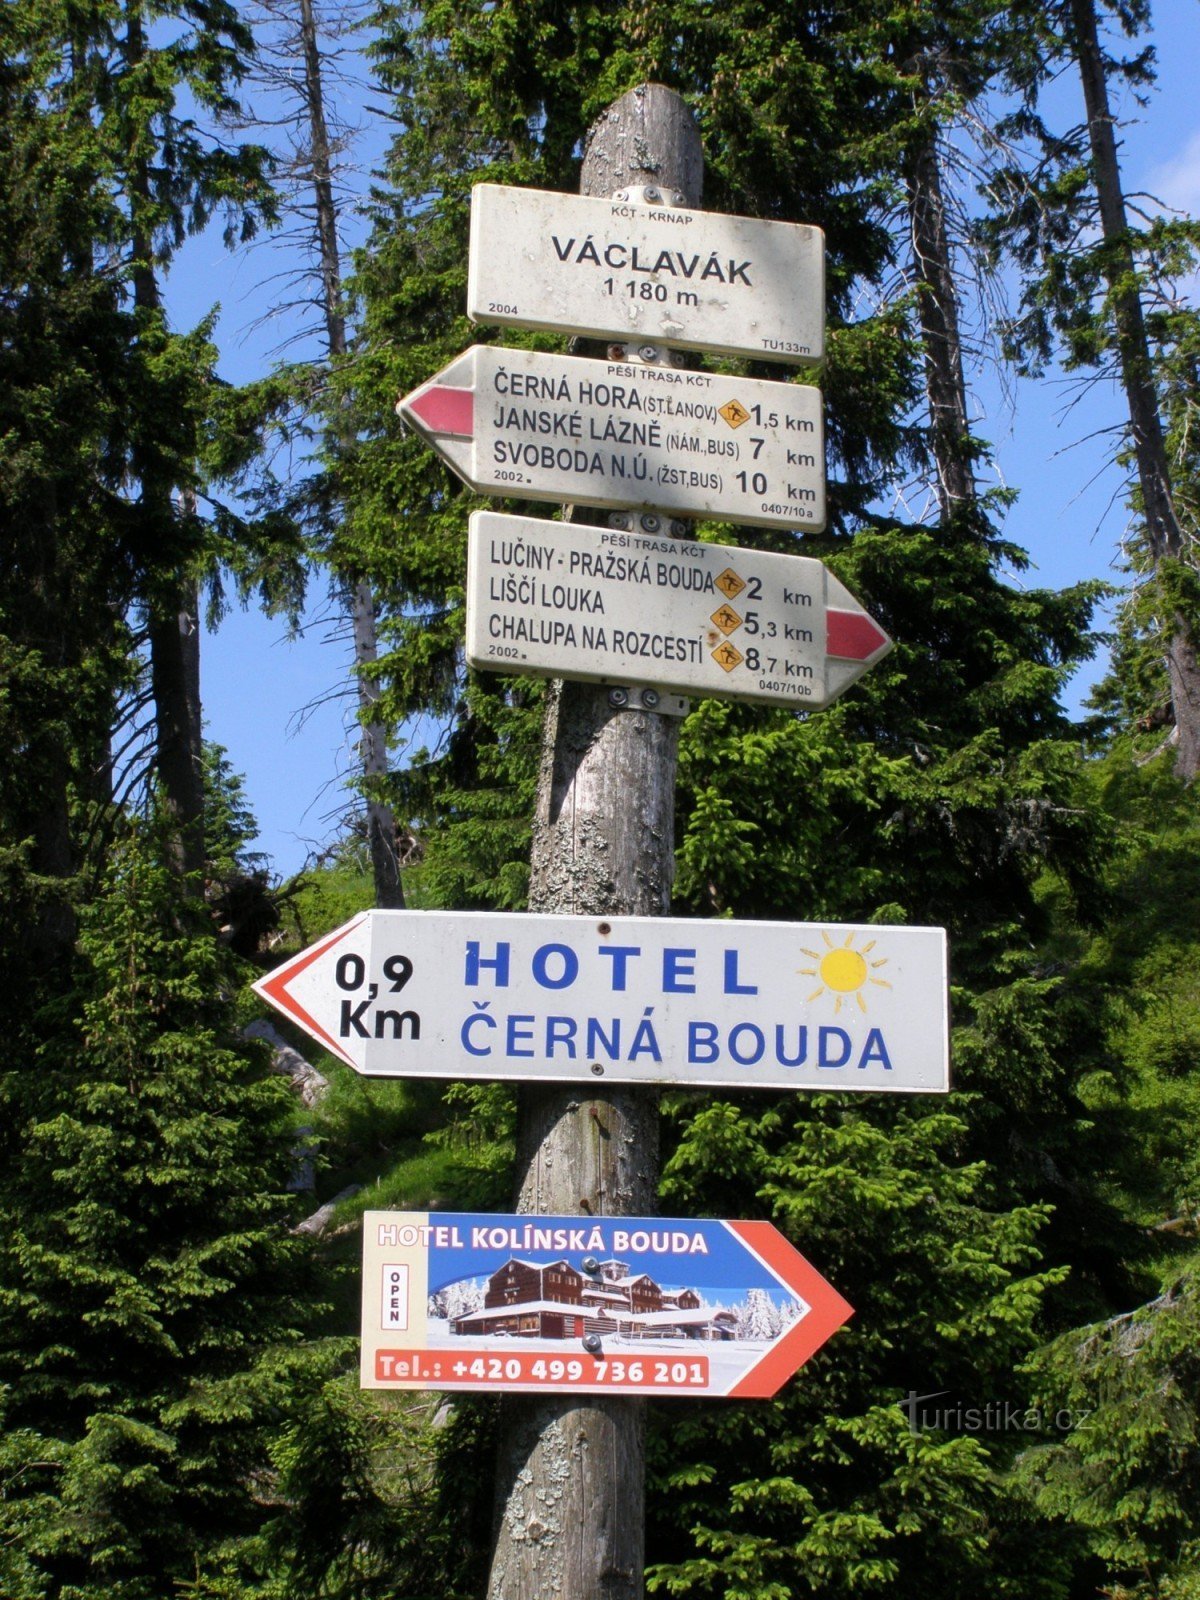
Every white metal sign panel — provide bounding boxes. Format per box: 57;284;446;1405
361;1210;853;1399
397;346;825;530
253;910;949;1093
465;512;890;709
468;184;824;365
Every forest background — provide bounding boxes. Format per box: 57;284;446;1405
2;2;1200;1599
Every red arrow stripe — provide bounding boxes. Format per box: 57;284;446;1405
406;384;474;438
724;1221;854;1399
826;607;889;662
254;916;366;1068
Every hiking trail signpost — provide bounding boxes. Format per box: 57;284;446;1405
254;82;949;1600
361;1211;854;1400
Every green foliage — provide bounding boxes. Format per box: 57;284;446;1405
0;825;313;1596
5;1;1200;1596
279;844;376;951
391;679;542;913
1017;1266;1200;1600
647;1096;1069;1599
420;1083;518;1211
248;1340;479;1600
204;742;269;881
331;5;1131;1595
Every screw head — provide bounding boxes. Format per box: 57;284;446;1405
590;1062;605;1076
582;1256;600;1274
644;185;661;203
673;191;686;206
607;342;627;361
643;689;660;708
616;189;629;201
640;514;661;533
582;1333;603;1354
638;343;659;361
608;687;629;708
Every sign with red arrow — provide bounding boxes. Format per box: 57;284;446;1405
466;511;890;709
361;1210;853;1398
397;345;824;531
251;909;949;1092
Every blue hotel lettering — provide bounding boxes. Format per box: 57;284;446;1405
687;1022;893;1072
463;939;757;996
458;1008;893;1071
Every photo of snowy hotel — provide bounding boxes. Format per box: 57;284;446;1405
450;1255;738;1343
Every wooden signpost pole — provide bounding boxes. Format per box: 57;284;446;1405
486;84;703;1600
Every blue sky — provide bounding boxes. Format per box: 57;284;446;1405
171;7;1200;880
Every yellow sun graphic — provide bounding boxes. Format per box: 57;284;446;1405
798;932;892;1015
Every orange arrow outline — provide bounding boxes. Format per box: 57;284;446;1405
252;915;367;1068
724;1220;854;1398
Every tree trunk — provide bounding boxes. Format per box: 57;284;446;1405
903;118;975;520
1070;0;1200;780
148;575;205;884
298;0;405;901
126;10;206;885
486;84;702;1600
21;471;79;959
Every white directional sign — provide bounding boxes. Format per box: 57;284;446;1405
468;183;824;365
466;512;890;709
253;910;949;1093
397;346;824;530
361;1210;853;1399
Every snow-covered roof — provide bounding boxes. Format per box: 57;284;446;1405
452;1299;587;1323
621;1309;727;1328
493;1257;574;1274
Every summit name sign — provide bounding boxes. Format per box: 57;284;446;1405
468;183;825;364
252;909;949;1094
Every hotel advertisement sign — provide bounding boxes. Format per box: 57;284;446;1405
361;1210;853;1399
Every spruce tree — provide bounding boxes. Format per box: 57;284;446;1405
0;822;312;1598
